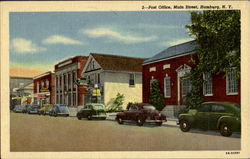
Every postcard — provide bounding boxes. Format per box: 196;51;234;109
1;1;249;159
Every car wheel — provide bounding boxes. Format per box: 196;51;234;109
77;115;82;120
102;117;106;120
87;115;92;120
43;112;46;116
117;117;123;124
180;119;191;132
155;122;163;126
28;111;30;114
54;112;57;117
136;117;144;126
220;122;232;137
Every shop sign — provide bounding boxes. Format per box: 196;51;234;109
40;88;50;92
92;89;101;96
75;78;88;86
38;94;46;98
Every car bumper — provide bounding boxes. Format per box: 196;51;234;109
145;119;167;123
92;114;107;118
57;113;69;116
29;111;38;114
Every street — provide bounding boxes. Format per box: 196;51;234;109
10;113;240;151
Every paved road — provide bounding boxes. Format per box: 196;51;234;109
10;113;240;151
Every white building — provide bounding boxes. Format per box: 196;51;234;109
82;53;145;109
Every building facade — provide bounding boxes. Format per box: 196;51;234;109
142;41;240;108
82;53;145;109
54;56;88;107
10;76;33;97
33;71;55;105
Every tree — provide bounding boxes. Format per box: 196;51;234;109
185;10;240;108
149;80;165;111
108;93;124;112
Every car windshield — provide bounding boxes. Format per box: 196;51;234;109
143;105;156;110
93;105;104;110
58;106;69;113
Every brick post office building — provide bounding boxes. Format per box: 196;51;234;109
33;71;55;105
142;41;240;115
54;56;88;107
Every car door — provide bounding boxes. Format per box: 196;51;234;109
82;105;91;118
195;104;211;130
126;105;138;121
209;104;229;130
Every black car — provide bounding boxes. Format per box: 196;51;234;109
49;104;70;117
26;104;40;114
13;105;26;113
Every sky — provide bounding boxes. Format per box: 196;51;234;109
10;11;193;77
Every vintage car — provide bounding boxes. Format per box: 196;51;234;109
13;105;26;113
38;104;53;115
48;104;70;117
77;103;106;120
178;102;241;137
26;104;40;114
116;103;167;126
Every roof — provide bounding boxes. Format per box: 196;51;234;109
91;53;145;72
55;56;88;70
143;40;199;64
33;71;53;80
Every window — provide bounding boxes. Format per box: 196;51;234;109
163;64;170;70
129;73;135;86
73;93;76;106
37;83;39;93
64;74;67;90
41;81;44;88
56;76;59;91
211;104;226;113
68;73;71;89
149;67;156;72
60;76;63;90
203;73;213;96
164;77;171;98
46;80;49;88
182;78;192;96
129;105;137;111
226;69;238;95
198;104;210;112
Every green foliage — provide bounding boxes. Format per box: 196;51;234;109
107;93;125;112
185;10;240;108
149;80;165;111
186;10;240;75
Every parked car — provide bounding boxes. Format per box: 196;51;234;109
13;105;26;113
77;103;106;120
178;102;241;137
49;104;70;117
116;103;167;126
38;104;53;115
26;104;40;114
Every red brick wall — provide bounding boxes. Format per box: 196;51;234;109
142;54;240;105
33;72;55;104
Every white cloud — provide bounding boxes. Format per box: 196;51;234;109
161;38;194;47
81;27;158;44
42;35;83;45
11;38;46;54
135;24;183;30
